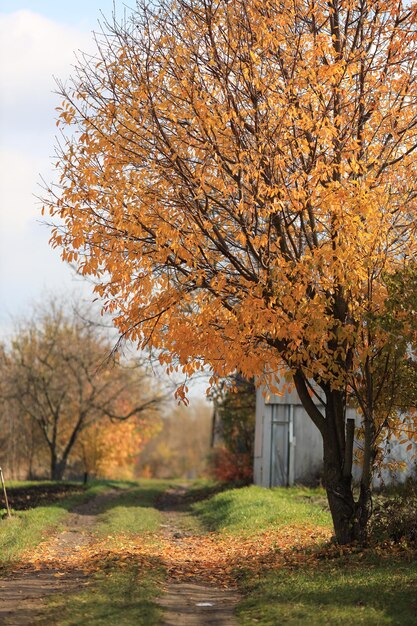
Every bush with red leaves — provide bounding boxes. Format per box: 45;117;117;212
209;446;253;484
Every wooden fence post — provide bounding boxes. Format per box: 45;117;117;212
0;467;11;518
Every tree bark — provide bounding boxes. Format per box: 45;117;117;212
321;390;359;544
294;373;377;544
323;408;377;543
323;431;358;544
355;412;377;541
50;454;66;481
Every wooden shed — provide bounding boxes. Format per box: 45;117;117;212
253;384;417;488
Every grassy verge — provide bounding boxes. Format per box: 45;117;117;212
0;483;110;566
193;484;417;625
6;480;71;488
237;557;417;625
193;484;331;533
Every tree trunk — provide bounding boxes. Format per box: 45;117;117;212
322;394;359;544
50;454;66;481
355;413;377;541
323;412;375;544
356;483;372;541
323;441;358;544
294;373;375;544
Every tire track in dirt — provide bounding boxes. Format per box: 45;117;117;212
155;486;241;626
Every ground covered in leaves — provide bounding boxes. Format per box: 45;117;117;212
1;480;417;625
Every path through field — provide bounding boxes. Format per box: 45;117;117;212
0;486;242;625
0;483;334;625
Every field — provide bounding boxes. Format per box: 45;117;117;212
0;480;416;625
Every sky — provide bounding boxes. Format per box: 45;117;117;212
0;1;208;399
0;1;127;335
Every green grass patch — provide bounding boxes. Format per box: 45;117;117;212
193;485;331;534
238;558;417;625
0;482;109;566
96;503;161;537
44;566;163;626
6;480;74;489
94;480;172;537
193;485;417;624
0;505;69;565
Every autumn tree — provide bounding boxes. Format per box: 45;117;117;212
0;399;47;480
0;300;164;480
0;343;48;479
75;415;160;480
46;0;417;542
137;401;212;479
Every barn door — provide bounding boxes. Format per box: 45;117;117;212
270;404;293;486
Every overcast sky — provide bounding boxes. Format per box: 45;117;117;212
0;1;127;334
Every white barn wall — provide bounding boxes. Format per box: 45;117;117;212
293;405;323;483
254;385;417;488
254;384;323;487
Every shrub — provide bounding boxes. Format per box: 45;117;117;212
209;446;253;484
370;482;417;543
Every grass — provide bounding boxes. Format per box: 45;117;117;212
193;484;417;625
42;479;172;626
237;558;417;625
6;479;75;488
193;484;331;534
44;567;163;626
94;480;171;537
0;482;110;566
0;505;70;564
4;479;417;625
1;479;170;625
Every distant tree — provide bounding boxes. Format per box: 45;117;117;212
0;300;163;480
210;375;255;483
213;375;256;455
75;414;160;480
137;401;212;479
0;345;47;479
46;0;417;542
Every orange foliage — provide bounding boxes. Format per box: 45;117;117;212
76;417;160;480
45;0;417;541
47;1;417;384
18;519;331;588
